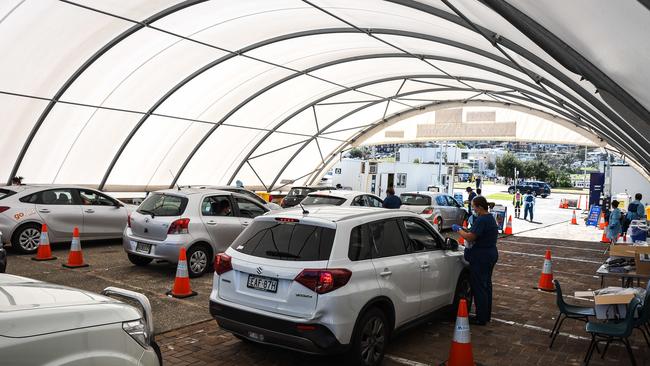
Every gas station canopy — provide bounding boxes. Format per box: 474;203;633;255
1;0;648;191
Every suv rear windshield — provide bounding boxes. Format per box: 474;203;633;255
137;193;188;217
232;220;335;261
0;189;16;200
301;195;346;206
287;188;314;197
400;194;431;206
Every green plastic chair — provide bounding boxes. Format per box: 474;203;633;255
549;280;596;348
633;288;650;347
583;297;641;366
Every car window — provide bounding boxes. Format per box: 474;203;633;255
350;195;367;206
225;188;267;206
400;194;431;206
138;193;188;216
369;219;407;258
202;196;233;217
301;195;346;206
0;189;16;201
402;219;443;251
435;195;447;206
288;188;313;197
232;220;335;261
234;197;267;218
365;195;383;208
446;196;460;208
27;189;76;205
78;189;116;206
349;224;373;261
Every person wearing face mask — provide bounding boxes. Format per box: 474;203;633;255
452;196;499;326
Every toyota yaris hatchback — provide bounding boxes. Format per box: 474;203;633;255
210;207;469;366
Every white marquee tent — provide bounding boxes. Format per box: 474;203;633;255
0;0;648;191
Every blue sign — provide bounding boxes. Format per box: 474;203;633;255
586;205;601;227
589;172;605;208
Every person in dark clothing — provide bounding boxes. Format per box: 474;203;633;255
382;187;402;209
466;186;477;210
452;196;499;326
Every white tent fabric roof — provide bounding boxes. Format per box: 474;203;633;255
0;0;648;191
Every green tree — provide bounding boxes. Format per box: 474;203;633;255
349;148;364;159
487;161;495;170
496;153;522;179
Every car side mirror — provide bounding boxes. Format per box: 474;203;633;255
444;237;459;251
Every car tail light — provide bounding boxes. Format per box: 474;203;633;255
0;206;9;213
214;253;232;275
421;207;433;215
167;218;190;234
275;217;299;223
294;269;352;294
268;195;274;202
127;214;131;228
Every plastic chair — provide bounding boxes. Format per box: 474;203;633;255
633;288;650;347
583;297;641;366
549;280;596;348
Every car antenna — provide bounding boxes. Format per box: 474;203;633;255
168;169;181;191
299;203;309;215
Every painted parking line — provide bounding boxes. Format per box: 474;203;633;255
493;282;594;302
499;240;604;253
491;317;590;341
499;250;602;264
385;355;430;366
496;262;600;279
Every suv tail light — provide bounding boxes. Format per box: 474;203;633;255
421;207;433;215
214;253;232;275
127;214;131;228
294;269;352;294
168;218;190;234
0;206;10;213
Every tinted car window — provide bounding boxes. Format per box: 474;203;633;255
369;219;407;258
232;221;335;261
202;196;233;217
400;194;431;206
350;195;366;206
287;188;314;197
349;224;373;261
23;189;76;205
446;196;461;208
235;197;267;218
138;193;187;217
365;195;383;208
301;195;346;206
0;189;16;201
79;189;116;206
402;219;443;251
222;188;267;206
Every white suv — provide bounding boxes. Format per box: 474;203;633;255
209;207;469;366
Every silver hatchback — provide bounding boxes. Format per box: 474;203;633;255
123;188;269;277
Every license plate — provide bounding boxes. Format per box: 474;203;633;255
247;274;278;293
135;242;151;254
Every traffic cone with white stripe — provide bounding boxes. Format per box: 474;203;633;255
62;227;88;268
535;249;555;292
32;223;56;261
458;220;467;245
166;247;197;298
598;213;606;230
504;215;513;235
570;210;578;225
600;227;610;244
442;298;475;366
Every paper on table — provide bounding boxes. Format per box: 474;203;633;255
574;291;595;297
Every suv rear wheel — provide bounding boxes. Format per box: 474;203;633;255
187;244;211;278
349;308;388;366
11;223;41;254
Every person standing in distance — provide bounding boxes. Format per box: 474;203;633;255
607;200;622;243
452;196;498;326
382;186;402;209
623;193;646;235
466;186;477;210
512;189;523;219
523;190;535;222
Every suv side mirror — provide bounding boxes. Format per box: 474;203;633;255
444;237;459;251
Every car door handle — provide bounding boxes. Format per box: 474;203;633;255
206;221;217;225
420;263;430;270
379;270;392;277
38;209;50;213
242;222;250;227
84;209;95;213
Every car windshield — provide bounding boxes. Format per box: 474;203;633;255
0;188;16;201
232;220;335;261
301;195;346;206
137;193;188;217
400;194;431;206
287;188;313;197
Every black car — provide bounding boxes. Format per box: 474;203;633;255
280;186;338;208
508;181;551;198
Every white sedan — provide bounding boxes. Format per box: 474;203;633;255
300;190;384;208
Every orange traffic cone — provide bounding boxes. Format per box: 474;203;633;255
504;215;513;235
536;249;555;292
598;213;606;230
32;223;56;261
577;195;582;210
166;247;197;298
442;298;475;366
62;227;88;268
570;210;578;225
458;220;467;245
558;199;564;209
600;227;610;244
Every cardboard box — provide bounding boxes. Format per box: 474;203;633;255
635;246;650;275
594;293;635;319
609;244;636;257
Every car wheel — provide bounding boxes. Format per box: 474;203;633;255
127;253;153;266
436;217;444;232
151;341;163;366
533;192;538;197
349;308;389;366
451;272;472;319
11;223;41;254
508;188;515;194
187;245;211;278
541;195;548;198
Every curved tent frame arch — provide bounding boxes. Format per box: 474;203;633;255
4;0;649;187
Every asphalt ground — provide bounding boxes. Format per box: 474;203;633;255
3;189;649;365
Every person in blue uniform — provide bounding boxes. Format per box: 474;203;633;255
382;187;402;209
607;200;622;243
452;196;499;326
623;193;646;235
